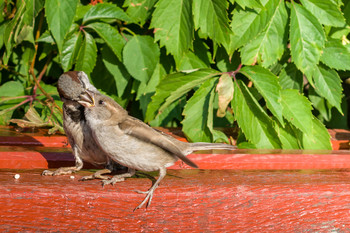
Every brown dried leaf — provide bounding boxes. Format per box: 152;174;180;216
216;73;234;117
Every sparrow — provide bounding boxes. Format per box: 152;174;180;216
42;71;124;181
78;90;236;210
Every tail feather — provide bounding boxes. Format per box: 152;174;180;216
189;142;236;151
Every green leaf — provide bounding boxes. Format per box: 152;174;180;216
176;51;210;70
229;0;279;54
279;63;304;92
308;86;331;121
232;80;281;149
192;0;232;48
23;0;44;26
61;31;82;72
145;69;220;122
75;31;97;76
183;78;218;142
0;81;25;97
320;39;350;71
208;88;229;143
83;3;131;24
175;37;211;70
289;2;325;79
281;89;313;135
139;63;167;117
240;66;284;126
234;0;263;9
301;117;332;150
37;30;55;43
241;0;288;67
124;0;157;25
16;25;35;45
3;0;26;63
312;65;343;114
150;0;193;57
45;0;78;52
274;121;301;149
216;74;233;117
101;45;131;97
123;35;160;83
87;22;125;61
300;0;345;27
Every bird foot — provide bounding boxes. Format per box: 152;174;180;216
42;167;78;176
101;177;125;187
79;169;112;181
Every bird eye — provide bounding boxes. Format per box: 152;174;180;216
99;100;104;105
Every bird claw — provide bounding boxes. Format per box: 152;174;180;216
42;168;76;176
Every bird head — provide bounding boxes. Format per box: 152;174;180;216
57;71;98;101
78;90;128;124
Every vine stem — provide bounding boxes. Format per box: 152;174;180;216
29;12;62;113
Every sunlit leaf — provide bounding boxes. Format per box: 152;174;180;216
150;0;193;58
289;2;325;80
83;3;130;24
232;80;281;149
45;0;78;52
183;78;218;142
123;35;160;83
75;31;97;75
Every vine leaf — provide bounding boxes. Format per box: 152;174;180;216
150;0;193;58
300;0;345;27
312;65;343;114
61;32;82;72
289;2;325;81
123;35;160;83
83;3;130;24
240;66;284;126
145;69;220;122
320;39;350;71
229;0;279;54
182;78;219;142
87;22;125;61
241;0;288;67
300;117;332;150
75;31;97;76
192;0;232;49
281;89;313;135
232;80;281;149
45;0;78;53
124;0;157;26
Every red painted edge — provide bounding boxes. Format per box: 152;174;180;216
1;126;350;170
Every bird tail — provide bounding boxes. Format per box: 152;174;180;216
189;142;236;151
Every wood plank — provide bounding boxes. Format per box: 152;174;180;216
1;169;350;232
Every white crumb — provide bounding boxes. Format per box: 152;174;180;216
14;174;20;179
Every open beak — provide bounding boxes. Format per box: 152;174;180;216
78;89;95;108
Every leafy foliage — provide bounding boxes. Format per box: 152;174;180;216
1;0;349;149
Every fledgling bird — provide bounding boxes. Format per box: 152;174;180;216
42;71;123;181
78;90;236;210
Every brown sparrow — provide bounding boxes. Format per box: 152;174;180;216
42;71;124;181
78;90;236;210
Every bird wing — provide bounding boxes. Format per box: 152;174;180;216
118;116;198;168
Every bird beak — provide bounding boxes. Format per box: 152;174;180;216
78;90;95;108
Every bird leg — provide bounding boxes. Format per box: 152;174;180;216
79;168;112;181
101;168;135;187
42;147;83;176
133;167;166;211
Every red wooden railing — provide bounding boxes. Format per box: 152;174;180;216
1;126;350;231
